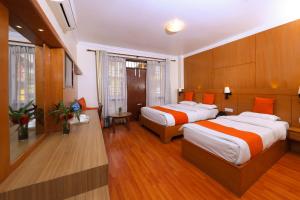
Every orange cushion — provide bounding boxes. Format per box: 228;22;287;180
203;93;215;105
78;97;87;111
184;91;194;101
252;97;274;115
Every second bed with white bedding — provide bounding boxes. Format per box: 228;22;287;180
182;113;289;165
141;104;218;126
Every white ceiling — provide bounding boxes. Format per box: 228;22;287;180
74;0;300;56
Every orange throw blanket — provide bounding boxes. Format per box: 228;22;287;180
152;106;188;125
195;121;263;158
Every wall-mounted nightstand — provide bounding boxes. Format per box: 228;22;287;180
288;127;300;153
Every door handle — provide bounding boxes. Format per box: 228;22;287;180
137;103;142;106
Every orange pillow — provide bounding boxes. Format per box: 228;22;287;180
252;97;275;115
78;97;87;111
203;93;215;105
184;91;194;101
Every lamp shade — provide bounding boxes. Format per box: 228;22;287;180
224;87;231;94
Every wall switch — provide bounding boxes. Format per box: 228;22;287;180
224;108;234;113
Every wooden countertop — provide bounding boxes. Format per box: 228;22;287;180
0;110;108;193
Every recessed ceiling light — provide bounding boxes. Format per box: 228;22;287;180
16;25;22;29
165;19;185;33
38;28;44;32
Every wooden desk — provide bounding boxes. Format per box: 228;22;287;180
0;110;109;200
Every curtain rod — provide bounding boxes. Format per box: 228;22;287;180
9;40;35;47
87;49;176;62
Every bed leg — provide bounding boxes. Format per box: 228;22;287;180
160;134;172;143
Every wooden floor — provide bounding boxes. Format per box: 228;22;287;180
103;122;300;200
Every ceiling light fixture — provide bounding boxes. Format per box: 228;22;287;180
38;28;44;32
16;25;22;29
165;18;185;33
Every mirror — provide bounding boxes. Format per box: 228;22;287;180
8;26;44;162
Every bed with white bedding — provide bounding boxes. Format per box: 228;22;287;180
182;112;288;165
140;102;218;143
141;103;218;126
181;111;289;196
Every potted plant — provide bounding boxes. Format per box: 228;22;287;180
9;100;36;140
49;101;81;134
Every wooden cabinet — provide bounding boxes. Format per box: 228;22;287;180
288;127;300;142
288;127;300;153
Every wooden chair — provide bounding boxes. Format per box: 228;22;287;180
98;103;104;128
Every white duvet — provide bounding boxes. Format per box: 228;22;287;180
182;115;289;165
141;104;218;126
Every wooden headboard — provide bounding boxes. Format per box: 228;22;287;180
186;89;300;127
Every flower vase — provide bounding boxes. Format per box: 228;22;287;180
18;123;29;140
63;120;70;134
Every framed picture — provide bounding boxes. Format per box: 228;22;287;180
65;53;73;88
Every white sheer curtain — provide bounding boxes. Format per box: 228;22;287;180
95;50;108;108
146;60;171;106
9;45;35;110
102;56;127;117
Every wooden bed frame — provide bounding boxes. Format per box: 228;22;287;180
140;116;183;143
182;139;288;196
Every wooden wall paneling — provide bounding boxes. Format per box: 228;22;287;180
0;1;9;183
43;47;64;133
213;36;255;68
256;20;300;89
184;50;213;90
49;48;64;133
237;95;255;113
43;44;52;133
274;95;292;124
212;63;255;89
35;46;45;134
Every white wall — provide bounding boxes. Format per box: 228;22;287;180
36;0;78;59
77;42;181;107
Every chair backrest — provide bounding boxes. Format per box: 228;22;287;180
98;103;103;119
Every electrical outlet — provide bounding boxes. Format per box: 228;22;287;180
224;108;234;113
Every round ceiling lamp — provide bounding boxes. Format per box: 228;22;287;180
165;18;185;33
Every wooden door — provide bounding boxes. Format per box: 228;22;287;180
127;68;146;120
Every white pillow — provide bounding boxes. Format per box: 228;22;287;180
179;101;197;106
195;103;217;110
239;111;280;121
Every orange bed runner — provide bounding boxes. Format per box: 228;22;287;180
195;121;263;157
152;106;188;125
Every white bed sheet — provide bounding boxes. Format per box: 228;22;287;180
183;115;289;165
141;104;218;126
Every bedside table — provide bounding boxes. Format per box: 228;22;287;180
288;127;300;142
288;127;300;153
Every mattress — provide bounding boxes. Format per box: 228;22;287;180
183;115;289;165
141;104;218;126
